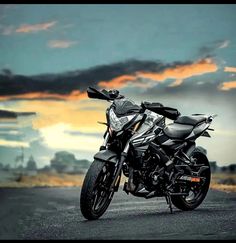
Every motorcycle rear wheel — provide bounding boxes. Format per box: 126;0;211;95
171;149;211;211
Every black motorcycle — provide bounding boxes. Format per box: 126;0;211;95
80;87;216;220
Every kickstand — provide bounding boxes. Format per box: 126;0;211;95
165;194;173;214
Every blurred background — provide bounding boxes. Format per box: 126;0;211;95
0;4;235;190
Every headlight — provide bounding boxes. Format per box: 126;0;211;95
109;108;130;132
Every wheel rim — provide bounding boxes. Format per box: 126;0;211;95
183;155;210;204
185;184;205;203
92;165;114;213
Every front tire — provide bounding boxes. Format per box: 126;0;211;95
80;160;115;220
171;148;211;211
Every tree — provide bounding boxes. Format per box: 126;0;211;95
209;161;218;173
26;155;37;171
50;151;76;173
50;151;91;174
221;166;228;172
228;164;236;173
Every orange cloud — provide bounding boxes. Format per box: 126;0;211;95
15;100;107;131
98;75;136;89
15;21;57;33
224;67;236;73
98;58;218;89
219;81;236;91
0;90;87;101
48;40;78;48
137;58;217;82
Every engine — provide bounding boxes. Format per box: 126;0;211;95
127;145;170;193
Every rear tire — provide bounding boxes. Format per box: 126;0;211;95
80;160;115;220
171;148;211;211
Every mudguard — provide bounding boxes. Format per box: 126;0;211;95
94;150;118;164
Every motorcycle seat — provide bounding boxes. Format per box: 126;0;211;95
174;115;207;126
164;123;193;139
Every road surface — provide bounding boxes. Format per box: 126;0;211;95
0;187;235;240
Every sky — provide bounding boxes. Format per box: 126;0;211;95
0;4;236;167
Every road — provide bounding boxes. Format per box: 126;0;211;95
0;187;235;240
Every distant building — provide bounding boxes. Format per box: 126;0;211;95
25;155;38;176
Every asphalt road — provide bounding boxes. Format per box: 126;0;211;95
0;187;235;240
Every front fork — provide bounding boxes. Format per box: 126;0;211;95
109;142;130;191
99;132;110;151
101;132;130;193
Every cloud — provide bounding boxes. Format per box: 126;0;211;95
198;39;230;57
15;21;57;33
98;75;136;89
224;66;236;73
48;40;78;48
39;123;102;152
0;59;183;100
138;58;217;82
0;109;17;118
14;100;106;131
0;91;87;102
99;58;218;89
219;81;236;91
0;58;218;101
0;130;20;135
218;40;230;49
1;21;57;36
65;130;103;137
168;79;183;87
1;57;219;132
0;109;36;118
0;139;29;148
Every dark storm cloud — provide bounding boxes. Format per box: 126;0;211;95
0;59;191;100
0;109;36;118
0;109;17;118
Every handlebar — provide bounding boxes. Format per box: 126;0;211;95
87;87;124;101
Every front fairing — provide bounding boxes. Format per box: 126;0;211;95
107;98;142;133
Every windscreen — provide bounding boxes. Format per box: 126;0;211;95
112;98;141;117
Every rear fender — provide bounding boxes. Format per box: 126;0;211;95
188;146;209;169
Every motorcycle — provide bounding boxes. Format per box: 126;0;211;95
80;87;216;220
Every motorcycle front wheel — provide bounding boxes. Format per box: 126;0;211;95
80;160;115;220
